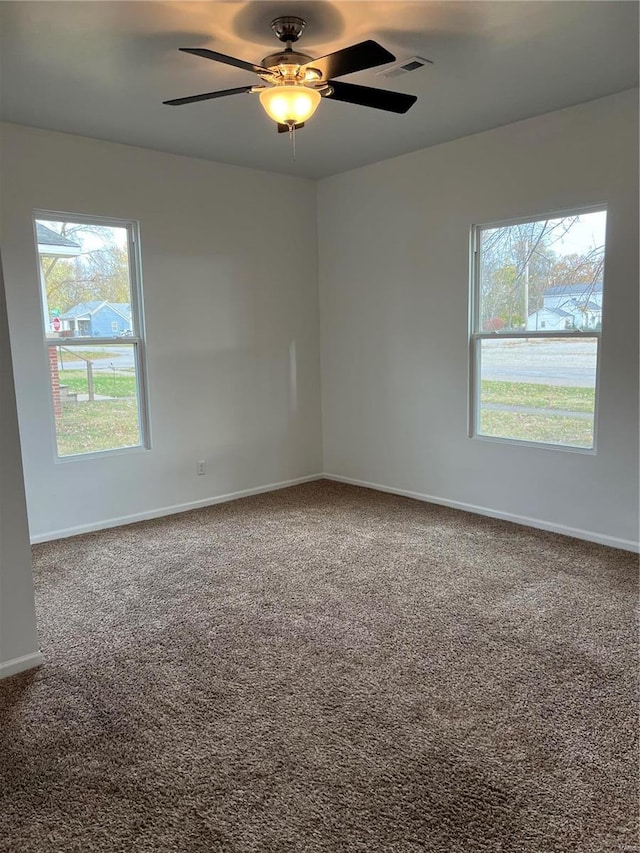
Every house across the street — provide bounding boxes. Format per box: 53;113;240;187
60;301;132;336
526;281;603;331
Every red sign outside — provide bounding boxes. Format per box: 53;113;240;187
52;317;62;332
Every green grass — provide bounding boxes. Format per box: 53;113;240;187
478;380;595;446
56;399;141;456
480;380;595;413
53;378;594;455
480;410;593;448
59;370;136;398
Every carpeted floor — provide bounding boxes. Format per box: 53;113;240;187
0;481;637;853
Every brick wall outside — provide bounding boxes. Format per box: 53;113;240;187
49;345;61;417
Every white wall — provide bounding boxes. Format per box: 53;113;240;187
0;124;322;541
2;92;638;553
318;90;639;549
0;255;42;676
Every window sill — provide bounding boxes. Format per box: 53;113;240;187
470;432;597;455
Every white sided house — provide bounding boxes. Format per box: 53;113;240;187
526;282;603;331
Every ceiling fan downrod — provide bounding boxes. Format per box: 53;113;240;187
261;16;314;71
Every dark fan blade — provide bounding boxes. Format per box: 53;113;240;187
327;80;417;114
277;122;305;133
179;47;269;76
301;40;394;80
163;86;254;106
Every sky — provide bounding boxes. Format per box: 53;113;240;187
552;210;607;257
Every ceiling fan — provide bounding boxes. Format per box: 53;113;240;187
163;16;418;132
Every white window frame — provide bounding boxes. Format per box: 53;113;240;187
33;210;151;461
468;204;606;454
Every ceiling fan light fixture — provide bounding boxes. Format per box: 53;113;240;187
259;85;321;125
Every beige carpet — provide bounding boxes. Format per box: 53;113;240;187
0;481;637;852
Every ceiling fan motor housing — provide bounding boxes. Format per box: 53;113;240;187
260;49;315;74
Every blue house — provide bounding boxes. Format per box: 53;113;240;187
60;301;132;337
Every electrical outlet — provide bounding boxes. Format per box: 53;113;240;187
196;460;206;476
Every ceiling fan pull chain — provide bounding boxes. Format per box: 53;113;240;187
289;123;296;161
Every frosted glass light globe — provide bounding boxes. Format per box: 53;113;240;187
259;85;321;125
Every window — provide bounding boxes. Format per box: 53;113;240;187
34;212;149;458
470;207;606;450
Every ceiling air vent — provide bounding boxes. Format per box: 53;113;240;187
378;56;433;79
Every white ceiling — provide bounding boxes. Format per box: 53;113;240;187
1;1;638;179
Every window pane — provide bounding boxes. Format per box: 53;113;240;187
48;344;142;456
36;219;134;340
478;211;606;333
478;337;597;448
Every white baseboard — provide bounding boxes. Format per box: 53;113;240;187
30;474;324;544
324;473;640;553
30;470;639;553
0;650;44;680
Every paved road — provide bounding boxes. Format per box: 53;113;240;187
480;339;597;387
56;345;135;372
55;340;598;388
